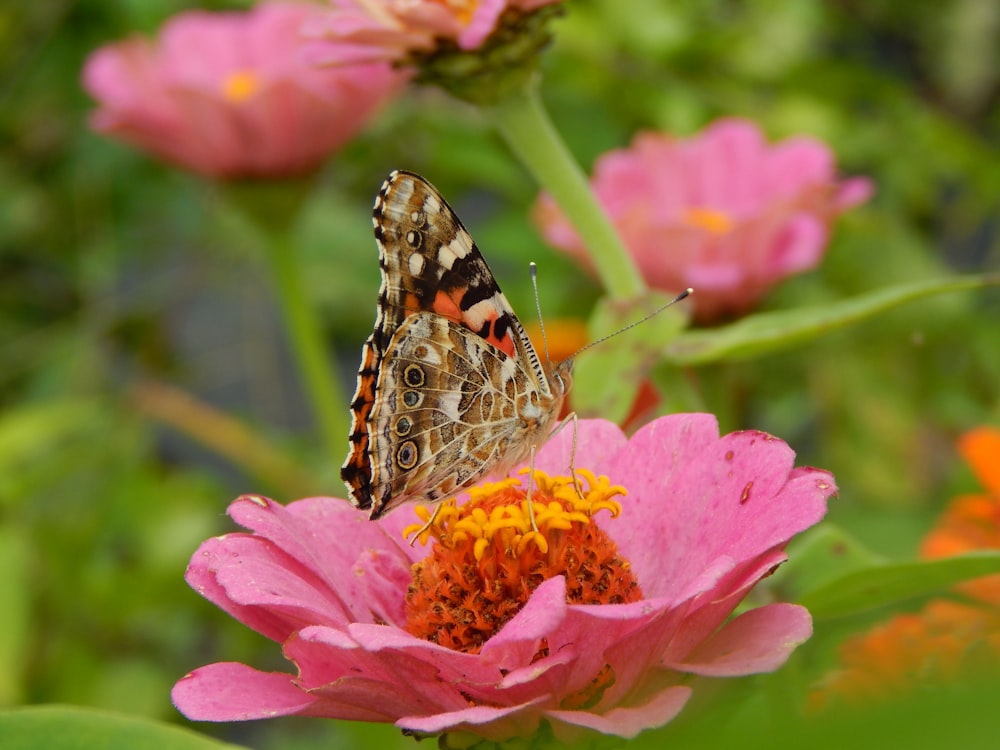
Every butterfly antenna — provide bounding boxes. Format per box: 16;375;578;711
529;262;554;364
566;288;693;362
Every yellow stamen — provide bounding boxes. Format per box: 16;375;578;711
683;206;734;235
403;470;624;560
221;70;260;104
403;468;641;654
439;0;478;26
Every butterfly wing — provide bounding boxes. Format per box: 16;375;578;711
365;312;534;518
343;171;556;515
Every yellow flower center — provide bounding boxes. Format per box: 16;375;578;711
682;206;734;235
403;469;642;655
221;70;260;104
436;0;478;27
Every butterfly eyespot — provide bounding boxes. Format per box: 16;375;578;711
409;209;426;226
404;364;426;387
403;390;422;407
396;441;419;470
394;416;412;436
405;230;423;249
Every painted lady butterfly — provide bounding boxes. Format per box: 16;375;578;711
343;170;572;519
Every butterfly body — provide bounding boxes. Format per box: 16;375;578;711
343;171;571;519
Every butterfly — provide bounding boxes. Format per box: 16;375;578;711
342;170;573;519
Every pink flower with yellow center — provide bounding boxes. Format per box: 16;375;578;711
172;415;834;742
82;2;405;179
307;0;562;63
533;118;873;322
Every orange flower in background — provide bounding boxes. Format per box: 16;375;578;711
811;426;1000;710
922;426;1000;607
82;2;405;179
809;600;1000;711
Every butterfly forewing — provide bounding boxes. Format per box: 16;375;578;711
343;171;569;519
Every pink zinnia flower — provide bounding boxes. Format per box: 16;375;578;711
172;414;834;742
82;2;405;179
534;118;873;322
307;0;562;63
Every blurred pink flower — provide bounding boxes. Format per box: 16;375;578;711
306;0;562;63
82;2;405;179
534;119;873;322
172;414;834;742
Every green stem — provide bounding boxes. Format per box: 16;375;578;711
265;227;347;464
486;79;646;301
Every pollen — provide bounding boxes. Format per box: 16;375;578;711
439;0;477;27
403;469;642;654
221;70;260;103
682;206;734;235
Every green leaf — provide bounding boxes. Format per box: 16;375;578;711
0;706;244;750
665;274;998;364
766;523;885;602
572;291;692;423
799;551;1000;620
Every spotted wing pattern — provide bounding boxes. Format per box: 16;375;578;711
342;170;571;519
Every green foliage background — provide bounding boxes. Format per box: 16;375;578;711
1;1;998;748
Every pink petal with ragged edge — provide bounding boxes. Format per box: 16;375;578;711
608;415;833;601
533;417;627;478
227;496;413;616
695;119;767;212
399;699;549;742
669;554;738;605
189;534;351;641
545;598;681;708
492;593;671;699
656;552;790;668
83;42;170;121
172;662;315;721
666;603;813;676
320;623;502;694
837;176;874;208
287;624;545;720
479;576;568;669
686;261;744;292
546;684;692;742
286;627;474;718
765;137;835;194
350;546;412;626
770;213;827;274
458;0;507;49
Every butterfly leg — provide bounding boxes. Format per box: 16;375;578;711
547;411;584;499
407;502;445;547
525;445;540;532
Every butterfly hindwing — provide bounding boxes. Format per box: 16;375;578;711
343;171;570;518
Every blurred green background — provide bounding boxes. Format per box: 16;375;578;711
2;0;998;748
